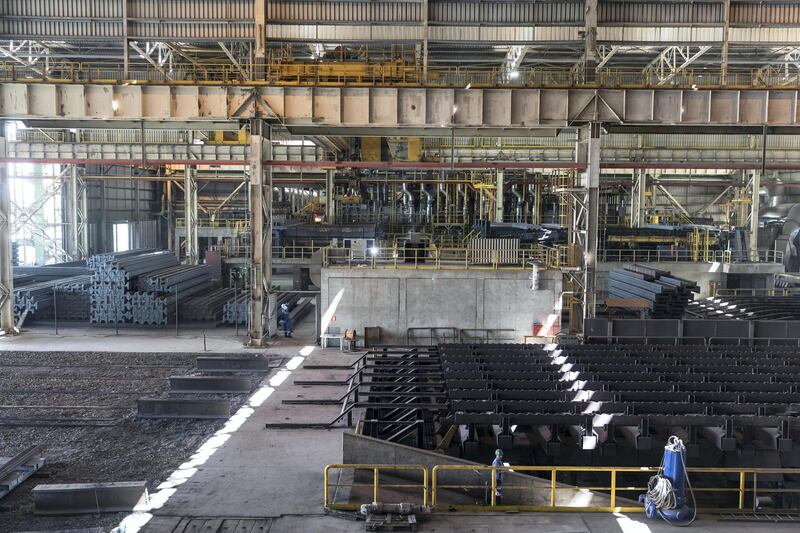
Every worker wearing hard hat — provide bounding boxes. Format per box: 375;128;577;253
492;449;505;499
279;303;292;338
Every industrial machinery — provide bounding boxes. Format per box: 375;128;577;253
641;437;696;526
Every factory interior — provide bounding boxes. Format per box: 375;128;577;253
4;1;800;532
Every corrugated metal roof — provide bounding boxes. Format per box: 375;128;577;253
429;0;583;26
267;0;421;24
600;2;724;25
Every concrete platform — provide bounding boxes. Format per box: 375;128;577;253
195;356;275;372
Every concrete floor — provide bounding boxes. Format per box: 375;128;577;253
5;326;799;532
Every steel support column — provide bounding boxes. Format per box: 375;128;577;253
248;119;273;346
584;0;598;66
183;166;199;265
325;169;336;222
722;0;731;85
254;0;266;79
583;124;601;322
0;124;14;333
750;170;761;261
632;169;647;228
67;165;88;260
494;170;504;222
422;0;430;80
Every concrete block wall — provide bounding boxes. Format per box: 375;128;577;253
320;268;561;343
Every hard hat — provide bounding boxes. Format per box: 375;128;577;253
281;303;289;311
495;449;503;457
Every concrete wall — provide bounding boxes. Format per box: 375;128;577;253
321;268;561;343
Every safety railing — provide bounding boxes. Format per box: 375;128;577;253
207;244;322;260
324;463;800;514
5;61;800;90
323;464;428;511
599;248;784;264
714;287;800;297
322;244;567;270
431;465;800;513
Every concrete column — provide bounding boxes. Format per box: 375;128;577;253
325;169;335;222
494;170;504;222
582;124;601;322
248;119;273;346
183;166;199;264
0;124;15;333
750;170;761;261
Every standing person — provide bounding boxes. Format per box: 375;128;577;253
279;302;293;337
492;449;505;500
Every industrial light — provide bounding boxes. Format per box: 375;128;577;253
370;246;380;256
465;83;472;90
509;69;520;80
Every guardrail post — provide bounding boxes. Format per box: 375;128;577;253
374;467;380;503
550;469;557;507
738;470;745;510
610;470;617;509
490;468;497;507
323;465;331;507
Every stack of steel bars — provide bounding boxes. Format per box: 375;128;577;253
13;275;92;323
131;264;216;325
608;264;699;319
89;250;180;324
180;287;236;322
222;293;249;325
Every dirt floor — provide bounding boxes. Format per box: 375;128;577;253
0;350;271;532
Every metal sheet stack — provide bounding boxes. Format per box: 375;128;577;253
608;264;699;318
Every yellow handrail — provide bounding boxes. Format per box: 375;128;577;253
323;464;428;511
323;463;800;514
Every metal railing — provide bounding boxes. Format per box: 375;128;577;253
599;249;784;264
322;243;568;270
5;61;800;90
714;287;800;297
431;464;800;513
207;244;322;260
324;464;428;511
323;463;800;514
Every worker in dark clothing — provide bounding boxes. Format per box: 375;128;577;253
492;448;505;500
279;303;292;337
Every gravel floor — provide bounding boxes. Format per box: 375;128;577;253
0;350;268;532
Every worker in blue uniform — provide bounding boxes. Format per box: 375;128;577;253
279;302;292;337
492;449;504;500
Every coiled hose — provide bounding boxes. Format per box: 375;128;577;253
645;436;697;527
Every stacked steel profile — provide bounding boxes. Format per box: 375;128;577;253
12;264;91;323
608;264;699;318
90;250;218;325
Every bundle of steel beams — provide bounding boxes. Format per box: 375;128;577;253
608;264;698;318
180;288;237;322
222;293;249;325
687;295;800;320
89;250;181;324
13;275;92;323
